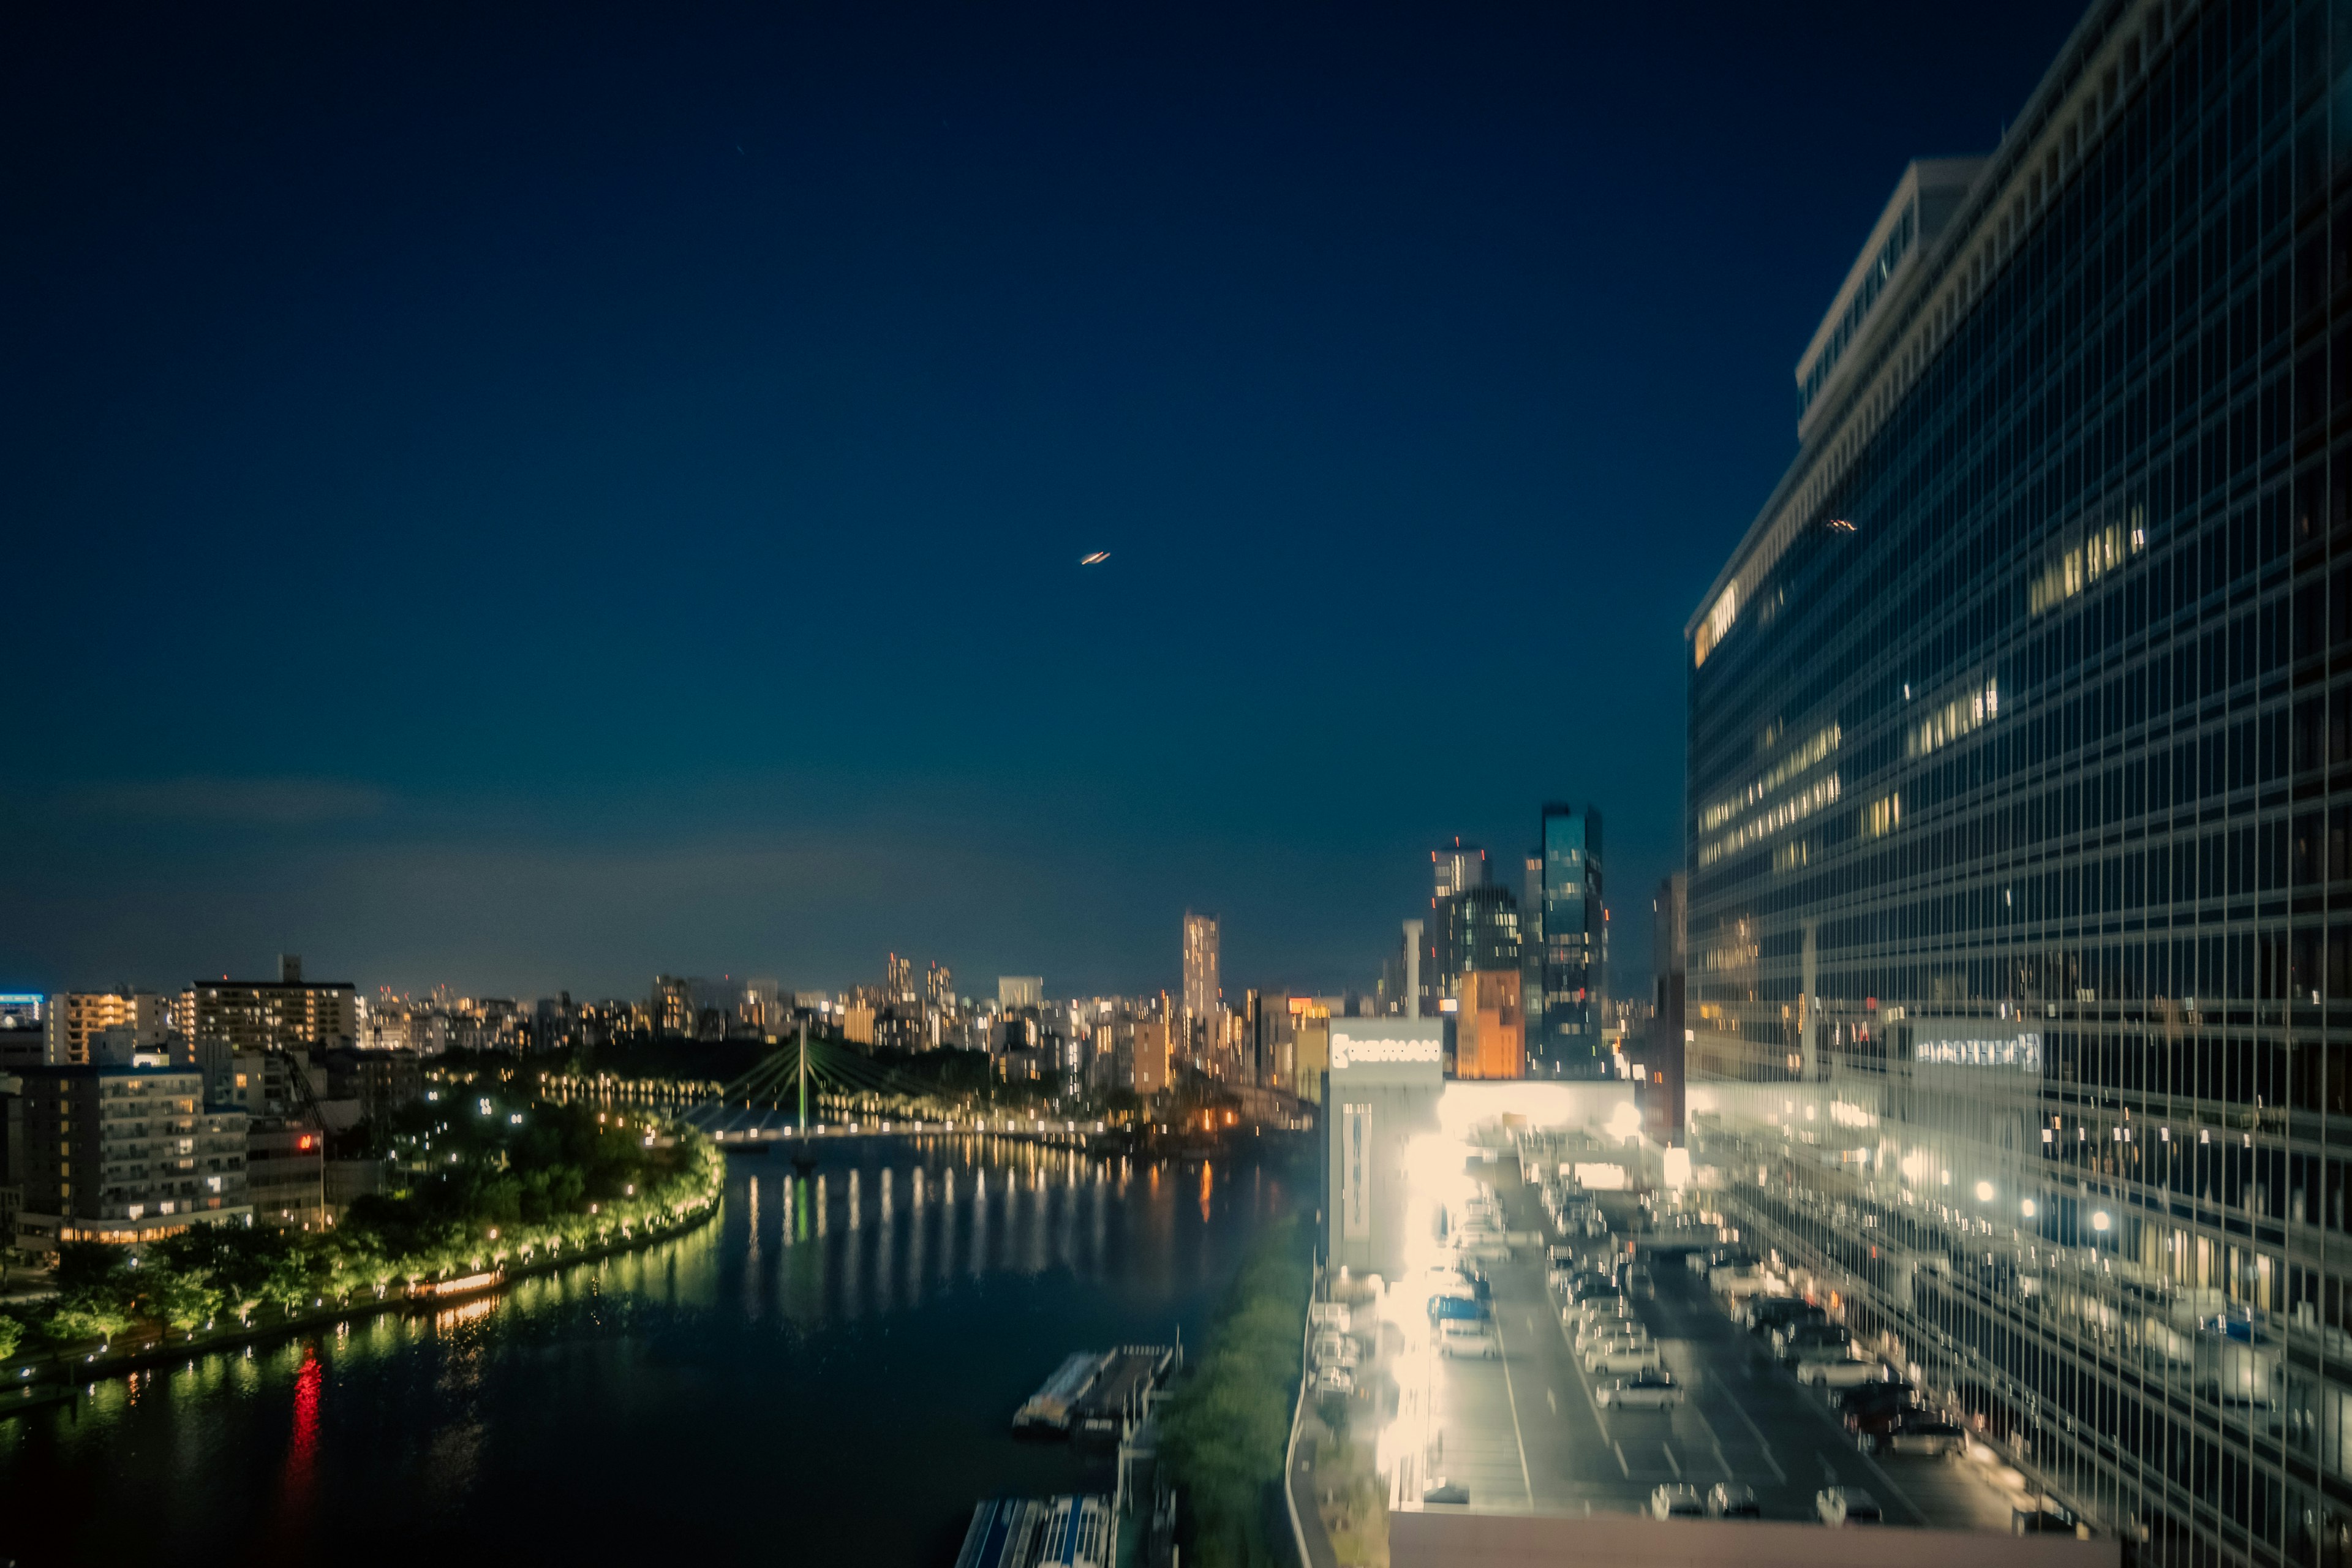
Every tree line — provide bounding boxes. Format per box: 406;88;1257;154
0;1087;721;1363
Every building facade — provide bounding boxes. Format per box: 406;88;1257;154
1454;968;1526;1080
182;957;358;1054
12;1063;250;1253
1427;884;1521;1021
1538;804;1607;1074
1686;5;2352;1564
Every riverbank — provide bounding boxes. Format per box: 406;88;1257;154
0;1194;722;1397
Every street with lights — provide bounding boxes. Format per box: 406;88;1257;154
1376;1171;2026;1527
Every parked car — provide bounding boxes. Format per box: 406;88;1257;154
1817;1487;1883;1526
1456;1234;1513;1262
1649;1484;1708;1520
1421;1479;1470;1506
1308;1303;1351;1333
1707;1483;1762;1519
1430;1294;1490;1324
1788;1337;1858;1370
1774;1322;1849;1358
1743;1297;1819;1334
1575;1321;1648;1355
1846;1403;1926;1443
1880;1416;1970;1457
1311;1334;1359;1370
1439;1319;1501;1360
1586;1341;1664;1375
1832;1379;1915;1417
1312;1366;1354;1398
1624;1265;1656;1298
1597;1369;1683;1410
1799;1357;1891;1388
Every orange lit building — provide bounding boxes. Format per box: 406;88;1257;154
1453;970;1524;1080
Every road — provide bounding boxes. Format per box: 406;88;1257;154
1401;1181;2016;1528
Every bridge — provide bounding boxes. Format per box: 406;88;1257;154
674;1029;1106;1151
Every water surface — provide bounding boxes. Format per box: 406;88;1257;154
1;1140;1300;1566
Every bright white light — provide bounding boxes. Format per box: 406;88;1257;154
2021;1199;2037;1218
2091;1210;2112;1232
1973;1180;1995;1202
1663;1147;1692;1189
1605;1100;1642;1141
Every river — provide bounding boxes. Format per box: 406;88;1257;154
0;1139;1306;1566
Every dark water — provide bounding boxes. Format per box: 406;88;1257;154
0;1141;1302;1567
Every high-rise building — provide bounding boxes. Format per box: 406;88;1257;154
1643;873;1687;1145
1182;911;1220;1022
1536;805;1605;1074
1521;852;1547;1042
1427;886;1520;1019
1686;9;2344;1563
927;963;954;1012
997;976;1043;1011
886;953;913;1003
1431;839;1487;901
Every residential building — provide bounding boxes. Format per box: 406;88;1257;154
181;956;358;1054
46;992;175;1067
1131;1018;1170;1095
1684;8;2342;1563
10;1061;250;1254
1537;804;1607;1076
650;974;694;1037
997;976;1043;1011
1183;911;1221;1069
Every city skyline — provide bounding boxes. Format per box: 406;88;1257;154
0;2;2081;1001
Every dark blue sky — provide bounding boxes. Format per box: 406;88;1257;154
2;0;2081;1002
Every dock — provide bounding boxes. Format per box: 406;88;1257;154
1014;1351;1109;1435
954;1495;1112;1568
1069;1344;1178;1441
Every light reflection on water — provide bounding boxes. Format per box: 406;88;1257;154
2;1139;1298;1568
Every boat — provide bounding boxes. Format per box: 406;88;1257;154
1069;1344;1178;1441
952;1496;1111;1568
1013;1351;1107;1436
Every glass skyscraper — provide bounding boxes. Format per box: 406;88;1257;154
1686;4;2352;1564
1539;803;1606;1075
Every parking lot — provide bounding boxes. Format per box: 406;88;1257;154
1384;1179;2024;1529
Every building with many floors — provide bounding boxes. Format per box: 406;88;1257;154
1685;4;2352;1564
11;1060;249;1254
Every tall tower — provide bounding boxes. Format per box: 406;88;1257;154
1182;911;1220;1068
1431;839;1487;900
1537;804;1605;1076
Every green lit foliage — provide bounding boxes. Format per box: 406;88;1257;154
1158;1215;1313;1568
16;1092;723;1357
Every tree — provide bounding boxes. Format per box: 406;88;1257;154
0;1311;23;1362
145;1267;224;1333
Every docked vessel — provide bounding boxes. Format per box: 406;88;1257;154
1012;1351;1109;1436
952;1494;1112;1568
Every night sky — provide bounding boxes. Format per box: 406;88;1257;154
2;1;2082;1003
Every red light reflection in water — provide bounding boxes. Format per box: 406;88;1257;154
281;1343;322;1525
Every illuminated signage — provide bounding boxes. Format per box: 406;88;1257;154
1330;1032;1441;1069
1915;1028;2041;1072
0;993;41;1029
